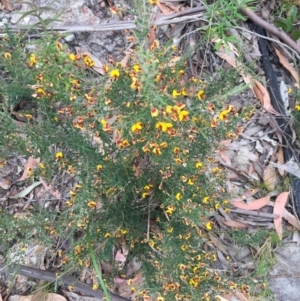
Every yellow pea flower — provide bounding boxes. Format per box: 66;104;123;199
131;121;143;133
110;69;120;79
197;90;205;100
176;192;182;201
156;121;173;132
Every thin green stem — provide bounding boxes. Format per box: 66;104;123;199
86;223;112;301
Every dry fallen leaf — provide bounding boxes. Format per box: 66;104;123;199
115;246;129;269
270;159;300;179
147;26;157;48
120;48;134;68
75;47;105;75
274;47;299;86
208;232;229;255
40;177;61;199
10;181;42;199
277;146;285;176
1;0;12;11
118;273;144;299
253;80;279;115
83;51;105;75
232;195;270;210
216;49;279;115
157;2;173;14
283;208;300;230
217;151;232;165
215;296;230;301
234;291;249;301
273;192;290;240
263;165;279;191
18;156;40;181
223;219;248;229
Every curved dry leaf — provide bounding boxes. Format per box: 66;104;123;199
120;49;134;68
10;181;42;199
157;1;174;14
115;246;129;269
167;56;181;67
81;51;105;75
40;178;61;199
229;188;260;202
147;26;157;47
274;48;299;86
220;139;232;146
283;208;300;230
215;296;230;301
270;160;300;179
234;292;249;301
208;232;229;255
263;165;279;191
118;273;144;299
223;220;248;229
277;146;285;176
18;157;40;181
253;80;279;115
232;195;270;211
273;192;290;240
218;151;231;165
1;0;12;11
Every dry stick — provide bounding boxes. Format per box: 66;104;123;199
241;8;300;55
1;5;299;61
234;25;300;61
230;209;279;219
0;264;130;301
154;4;207;22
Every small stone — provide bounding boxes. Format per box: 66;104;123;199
64;34;75;42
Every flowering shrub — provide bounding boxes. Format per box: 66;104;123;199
0;26;248;300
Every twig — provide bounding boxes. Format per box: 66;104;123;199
230;208;279;219
0;264;130;301
241;8;300;55
234;25;300;61
154;4;207;22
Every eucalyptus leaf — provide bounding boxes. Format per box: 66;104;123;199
10;181;42;199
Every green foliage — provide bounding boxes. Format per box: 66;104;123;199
204;0;255;49
273;0;300;41
0;9;250;301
